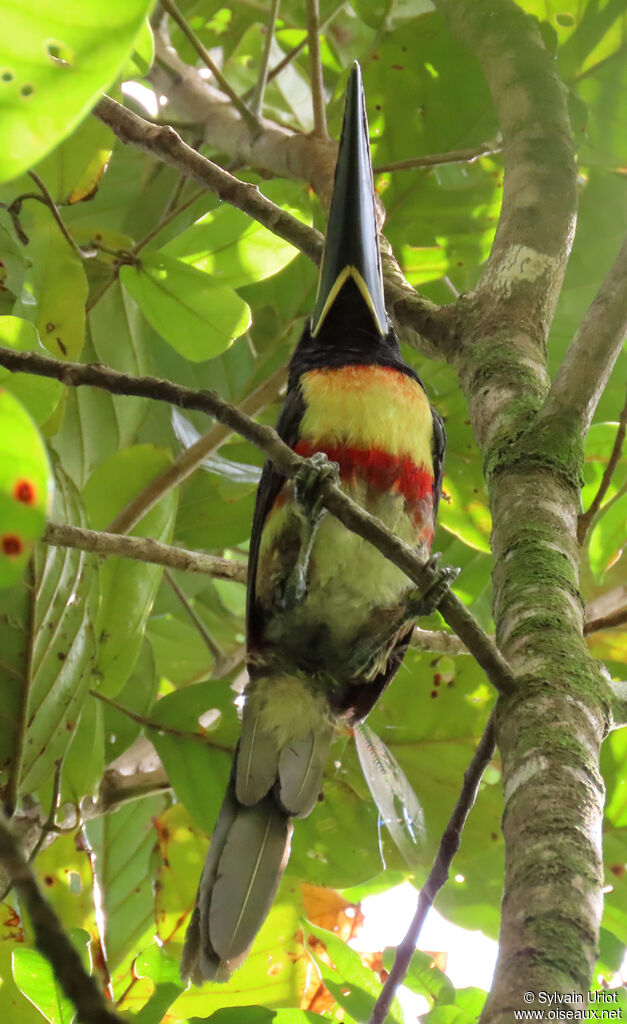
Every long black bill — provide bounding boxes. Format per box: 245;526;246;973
310;61;387;338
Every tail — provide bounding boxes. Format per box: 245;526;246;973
180;674;334;984
180;759;293;984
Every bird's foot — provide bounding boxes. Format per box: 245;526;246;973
406;554;460;618
278;453;339;610
294;451;340;524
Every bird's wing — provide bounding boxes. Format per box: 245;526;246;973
246;384;305;649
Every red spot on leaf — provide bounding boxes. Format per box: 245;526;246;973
14;479;36;504
430;690;438;699
1;534;23;556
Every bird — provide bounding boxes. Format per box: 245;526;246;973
180;60;449;985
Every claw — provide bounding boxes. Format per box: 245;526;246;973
278;453;340;610
294;452;340;522
406;557;460;618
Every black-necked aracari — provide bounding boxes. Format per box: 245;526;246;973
181;61;447;984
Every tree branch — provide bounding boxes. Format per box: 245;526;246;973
0;814;124;1024
373;140;502;173
370;713;497;1024
43;521;478;654
0;345;513;695
435;0;577;337
577;388;627;543
306;0;328;138
94;94;323;263
43;521;247;581
540;233;627;433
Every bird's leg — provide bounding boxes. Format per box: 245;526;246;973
278;452;339;610
405;554;460;618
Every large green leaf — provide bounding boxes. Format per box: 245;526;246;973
85;794;168;971
83;445;178;696
12;203;87;361
0;467;99;796
149;681;239;833
119;252;251;361
162;179;313;289
0;0;153;182
88;283;150;447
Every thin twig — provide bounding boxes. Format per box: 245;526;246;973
160;0;261;135
107;363;287;534
85;186;207;314
89;691;231;751
25;763;63;867
306;0;328;137
373;140;502;173
369;713;497;1024
250;0;281;119
584;607;627;636
538;231;627;434
43;521;247;581
165;569;225;664
28;172;88;260
0;814;124;1024
244;2;346;99
135;185;206;253
577;388;627;544
0;344;514;696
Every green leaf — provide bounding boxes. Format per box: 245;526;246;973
303;920;404;1024
84;794;168;970
194;1009;275;1024
61;693;104;804
32;116;114;205
132;944;184;1024
89;284;150;448
13;203;88;361
22;472;98;794
12;947;75;1024
383;947;455;1006
83;445;178;696
0;0;153;183
0;388;52;586
162;179;312;289
150;682;239;833
0;315;63;424
119;252;251;362
103;639;158;763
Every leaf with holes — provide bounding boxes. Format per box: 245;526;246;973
0;0;153;182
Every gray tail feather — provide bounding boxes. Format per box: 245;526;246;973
180;759;293;985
